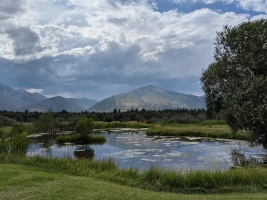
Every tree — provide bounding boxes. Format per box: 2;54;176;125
201;19;267;148
74;116;94;139
104;115;113;122
34;112;55;133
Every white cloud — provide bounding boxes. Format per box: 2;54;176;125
0;0;26;16
26;88;43;93
169;0;267;13
237;0;267;13
0;0;265;99
0;0;253;63
170;0;234;4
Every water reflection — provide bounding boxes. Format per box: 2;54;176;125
27;131;266;171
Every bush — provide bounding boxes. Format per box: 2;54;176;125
75;117;94;140
0;131;29;155
0;116;16;126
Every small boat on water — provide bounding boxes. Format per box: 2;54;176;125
74;145;94;159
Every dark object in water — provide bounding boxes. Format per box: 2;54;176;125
74;145;94;159
231;148;267;167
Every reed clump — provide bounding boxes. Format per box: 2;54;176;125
0;125;30;155
55;134;106;144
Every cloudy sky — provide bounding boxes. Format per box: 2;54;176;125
0;0;266;100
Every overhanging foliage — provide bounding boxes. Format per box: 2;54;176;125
201;19;267;148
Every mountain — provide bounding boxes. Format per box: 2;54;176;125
0;83;98;112
0;83;203;112
0;83;47;111
20;96;98;112
76;98;98;110
88;85;205;112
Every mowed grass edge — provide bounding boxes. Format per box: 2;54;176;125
1;163;267;200
1;155;267;194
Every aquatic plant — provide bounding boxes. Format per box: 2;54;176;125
0;131;29;155
146;126;249;140
55;134;106;144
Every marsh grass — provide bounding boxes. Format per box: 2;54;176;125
197;120;227;126
0;135;29;155
0;126;12;132
1;155;266;194
146;125;248;140
55;134;106;144
0;125;29;155
87;135;106;144
0;126;12;138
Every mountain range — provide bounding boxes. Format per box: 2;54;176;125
88;85;205;112
0;83;205;112
19;96;98;113
0;83;97;112
0;83;47;111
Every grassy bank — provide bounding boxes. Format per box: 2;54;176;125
92;120;248;141
147;124;249;140
2;164;267;200
1;155;267;194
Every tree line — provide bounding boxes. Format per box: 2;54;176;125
0;108;208;126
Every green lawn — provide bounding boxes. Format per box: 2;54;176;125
0;164;266;200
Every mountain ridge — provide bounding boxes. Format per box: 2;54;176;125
0;83;98;112
88;85;205;112
0;83;47;111
0;83;205;112
20;96;98;112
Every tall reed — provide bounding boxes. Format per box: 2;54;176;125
55;134;106;144
0;132;29;155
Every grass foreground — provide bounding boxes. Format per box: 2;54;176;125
1;164;267;200
1;155;267;194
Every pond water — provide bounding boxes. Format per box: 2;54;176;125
27;130;266;171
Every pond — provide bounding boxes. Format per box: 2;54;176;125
27;130;266;171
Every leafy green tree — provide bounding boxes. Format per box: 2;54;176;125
201;19;267;148
75;117;94;139
34;112;55;133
